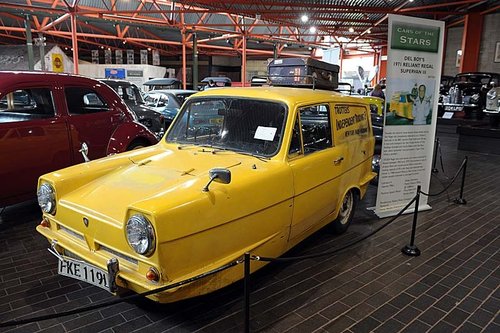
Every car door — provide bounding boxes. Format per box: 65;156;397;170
0;85;71;204
288;103;343;242
64;86;120;161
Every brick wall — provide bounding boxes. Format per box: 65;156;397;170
478;13;500;73
443;13;500;76
443;27;464;76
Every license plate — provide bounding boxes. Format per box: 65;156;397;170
58;257;112;292
445;105;463;112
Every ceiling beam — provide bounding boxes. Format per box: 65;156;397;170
399;0;483;12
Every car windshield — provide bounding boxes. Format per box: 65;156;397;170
166;97;287;157
175;92;195;105
145;93;168;108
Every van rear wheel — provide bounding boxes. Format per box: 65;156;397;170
331;190;357;234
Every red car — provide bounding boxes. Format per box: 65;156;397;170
0;71;158;206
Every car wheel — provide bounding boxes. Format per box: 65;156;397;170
127;139;149;151
489;115;500;128
331;189;357;234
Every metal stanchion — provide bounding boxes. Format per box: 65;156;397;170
454;156;468;205
432;138;440;173
244;252;251;333
402;186;421;257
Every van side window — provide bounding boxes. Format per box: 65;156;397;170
65;87;108;114
289;115;302;155
299;104;332;154
0;88;55;122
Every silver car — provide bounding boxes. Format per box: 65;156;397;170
484;86;500;127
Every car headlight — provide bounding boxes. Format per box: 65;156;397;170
487;90;497;100
37;183;56;214
126;214;155;256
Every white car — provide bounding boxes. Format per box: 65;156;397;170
484;86;500;127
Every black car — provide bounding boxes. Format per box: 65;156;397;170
439;72;499;119
143;89;198;128
440;75;455;95
144;78;183;90
199;76;232;90
101;79;165;137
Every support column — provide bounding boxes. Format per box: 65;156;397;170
24;15;34;71
70;12;79;74
182;30;187;90
460;12;483;73
373;50;380;86
441;27;448;76
38;33;46;71
241;35;247;87
339;45;343;80
273;43;278;60
192;33;198;90
379;46;388;80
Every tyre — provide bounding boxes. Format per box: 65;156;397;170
127;139;148;151
331;189;357;234
489;115;500;128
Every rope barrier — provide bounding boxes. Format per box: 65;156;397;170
420;157;467;197
2;156;470;329
0;259;242;328
254;194;418;263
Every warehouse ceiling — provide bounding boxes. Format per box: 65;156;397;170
0;0;498;58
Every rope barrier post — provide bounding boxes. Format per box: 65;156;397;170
243;252;251;333
432;138;439;173
454;156;468;205
402;185;421;257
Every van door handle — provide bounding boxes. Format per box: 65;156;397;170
333;156;344;165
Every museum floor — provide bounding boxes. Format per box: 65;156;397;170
0;129;499;333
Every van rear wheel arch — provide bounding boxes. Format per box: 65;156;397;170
330;188;359;234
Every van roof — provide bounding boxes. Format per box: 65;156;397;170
193;86;368;106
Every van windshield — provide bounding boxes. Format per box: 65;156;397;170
166;97;287;157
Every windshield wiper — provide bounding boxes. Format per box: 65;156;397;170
196;146;269;162
197;146;228;154
176;143;200;150
231;150;269;162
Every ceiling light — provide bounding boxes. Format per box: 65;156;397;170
301;15;309;23
309;26;317;33
367;29;372;34
349;27;355;33
147;47;152;51
283;43;288;48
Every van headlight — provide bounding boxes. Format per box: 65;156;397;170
37;183;56;214
126;214;155;256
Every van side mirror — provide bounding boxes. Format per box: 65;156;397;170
203;168;231;192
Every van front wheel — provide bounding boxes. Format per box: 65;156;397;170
331;190;357;234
